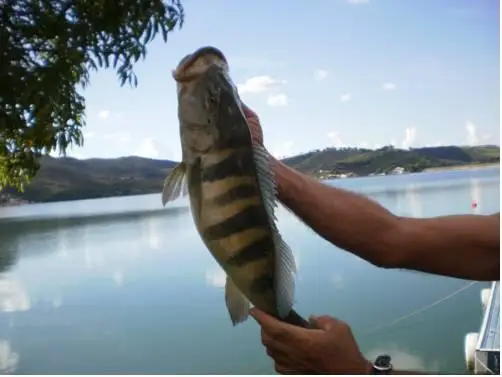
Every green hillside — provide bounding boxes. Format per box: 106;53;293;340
282;145;500;177
1;145;499;204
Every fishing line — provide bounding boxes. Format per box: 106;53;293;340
362;281;478;338
226;281;482;374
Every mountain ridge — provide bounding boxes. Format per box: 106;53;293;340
1;144;499;204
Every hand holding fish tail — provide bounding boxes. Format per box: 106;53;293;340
250;308;372;375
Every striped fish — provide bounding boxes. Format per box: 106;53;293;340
161;46;309;328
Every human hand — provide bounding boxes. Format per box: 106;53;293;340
241;102;264;146
250;308;372;375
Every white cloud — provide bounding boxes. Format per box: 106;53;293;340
314;69;329;81
134;138;160;159
84;132;94;139
482;134;492;142
430;140;445;147
237;76;286;94
348;0;370;4
97;110;110;120
401;127;417;149
272;140;295;158
466;120;479;145
382;82;397;91
267;93;288;107
205;267;226;288
465;121;495;145
358;141;369;148
327;131;346;148
340;94;351;102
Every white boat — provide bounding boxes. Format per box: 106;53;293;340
464;281;500;374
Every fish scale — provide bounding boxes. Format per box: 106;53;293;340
161;46;312;329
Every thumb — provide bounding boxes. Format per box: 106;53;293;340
309;315;337;331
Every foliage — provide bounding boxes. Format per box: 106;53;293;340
285;145;500;176
2;145;499;204
0;0;184;191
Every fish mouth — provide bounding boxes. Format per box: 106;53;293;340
173;46;229;83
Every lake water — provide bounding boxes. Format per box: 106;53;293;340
0;167;499;374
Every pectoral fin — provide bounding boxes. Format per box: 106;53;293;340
161;163;188;206
225;276;250;326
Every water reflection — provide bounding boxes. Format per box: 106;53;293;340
140;214;162;251
0;240;18;274
331;273;344;290
366;345;441;372
112;270;124;287
0;279;30;313
84;247;105;270
470;178;481;214
405;184;423;218
0;340;19;374
52;295;62;309
0;168;497;374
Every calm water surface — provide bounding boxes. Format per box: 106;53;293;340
0;167;499;374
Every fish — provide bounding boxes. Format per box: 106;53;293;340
161;46;311;328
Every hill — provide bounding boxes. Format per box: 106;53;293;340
1;145;499;204
282;145;500;177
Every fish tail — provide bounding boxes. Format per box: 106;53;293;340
282;309;317;329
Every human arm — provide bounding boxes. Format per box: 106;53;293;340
272;159;500;281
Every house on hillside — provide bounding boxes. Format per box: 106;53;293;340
389;166;405;175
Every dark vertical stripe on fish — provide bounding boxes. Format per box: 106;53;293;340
226;235;274;267
201;150;255;183
249;274;274;295
211;184;257;207
202;205;268;241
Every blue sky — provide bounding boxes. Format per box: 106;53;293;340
70;0;500;161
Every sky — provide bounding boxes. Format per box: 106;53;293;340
68;0;500;161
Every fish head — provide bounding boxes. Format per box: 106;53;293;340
173;46;248;155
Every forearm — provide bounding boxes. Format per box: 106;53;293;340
272;159;500;280
396;214;500;280
272;160;403;268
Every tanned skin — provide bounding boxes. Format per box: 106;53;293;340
242;103;500;375
273;159;500;281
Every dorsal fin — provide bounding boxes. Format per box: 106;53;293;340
252;144;296;318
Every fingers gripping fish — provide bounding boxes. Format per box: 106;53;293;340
161;46;310;328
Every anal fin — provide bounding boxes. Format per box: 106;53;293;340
225;276;250;326
161;163;188;206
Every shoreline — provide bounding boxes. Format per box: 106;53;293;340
423;162;500;173
2;162;499;207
